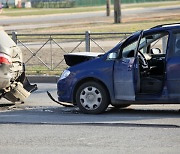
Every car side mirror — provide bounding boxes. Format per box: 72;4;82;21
151;48;161;54
107;52;118;60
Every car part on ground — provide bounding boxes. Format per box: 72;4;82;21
47;91;74;107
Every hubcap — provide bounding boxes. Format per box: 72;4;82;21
80;86;102;110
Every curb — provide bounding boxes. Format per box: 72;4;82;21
27;75;59;83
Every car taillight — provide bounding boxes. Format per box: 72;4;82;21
0;53;11;65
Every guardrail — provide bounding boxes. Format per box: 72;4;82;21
10;31;131;74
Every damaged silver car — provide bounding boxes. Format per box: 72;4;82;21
0;27;37;103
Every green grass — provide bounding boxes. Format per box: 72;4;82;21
1;1;180;17
32;19;180;34
1;7;105;16
26;65;65;75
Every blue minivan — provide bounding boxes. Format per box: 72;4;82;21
57;23;180;114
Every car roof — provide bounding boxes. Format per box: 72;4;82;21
150;23;180;29
138;23;180;37
147;23;180;33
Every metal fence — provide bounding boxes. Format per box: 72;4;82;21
11;31;131;75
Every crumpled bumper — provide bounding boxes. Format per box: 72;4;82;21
0;71;37;103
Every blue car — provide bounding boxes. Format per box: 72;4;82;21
57;23;180;114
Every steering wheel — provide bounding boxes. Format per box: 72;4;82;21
138;51;149;70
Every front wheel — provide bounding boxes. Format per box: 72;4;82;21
76;81;109;114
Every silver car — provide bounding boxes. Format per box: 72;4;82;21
0;27;37;103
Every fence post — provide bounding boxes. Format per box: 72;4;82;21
12;31;17;44
50;35;53;70
85;31;90;52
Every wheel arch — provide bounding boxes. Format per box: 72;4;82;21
73;77;110;105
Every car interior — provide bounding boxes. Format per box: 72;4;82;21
122;32;169;94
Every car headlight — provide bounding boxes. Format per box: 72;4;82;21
60;70;71;80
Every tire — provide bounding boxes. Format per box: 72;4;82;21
76;81;109;114
112;104;130;109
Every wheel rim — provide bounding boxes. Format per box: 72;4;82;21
80;86;102;110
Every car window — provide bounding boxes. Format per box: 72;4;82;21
122;38;145;58
149;34;168;54
174;33;180;56
139;32;169;55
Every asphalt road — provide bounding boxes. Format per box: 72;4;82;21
1;5;180;30
0;124;179;154
0;83;180;153
0;83;180;126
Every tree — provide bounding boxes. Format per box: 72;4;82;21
106;0;111;16
114;0;121;23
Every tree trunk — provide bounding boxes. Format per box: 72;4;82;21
106;0;111;16
114;0;121;23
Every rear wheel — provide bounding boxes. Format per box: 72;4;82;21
76;81;109;114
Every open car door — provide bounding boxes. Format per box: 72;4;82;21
113;31;143;101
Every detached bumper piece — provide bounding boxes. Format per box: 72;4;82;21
4;82;30;103
17;71;38;93
47;91;74;107
3;72;38;103
22;76;38;93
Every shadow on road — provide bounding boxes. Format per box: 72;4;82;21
106;107;180;116
0;105;180;128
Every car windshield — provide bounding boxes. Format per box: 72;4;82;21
121;31;143;57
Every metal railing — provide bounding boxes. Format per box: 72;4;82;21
10;31;131;74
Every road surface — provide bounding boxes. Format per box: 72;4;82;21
0;83;180;153
0;83;180;126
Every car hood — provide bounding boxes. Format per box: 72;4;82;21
64;52;104;66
